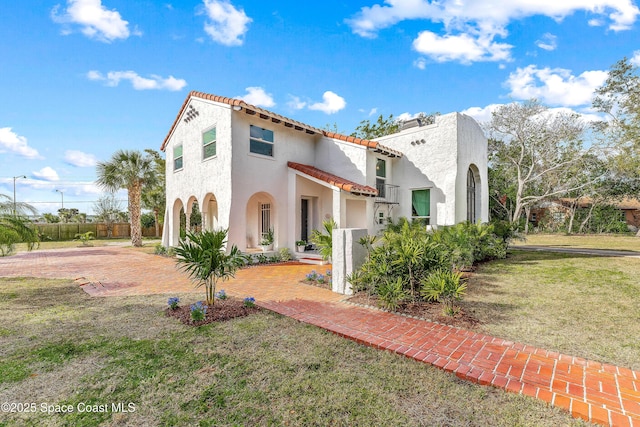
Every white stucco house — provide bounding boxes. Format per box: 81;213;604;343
161;90;488;255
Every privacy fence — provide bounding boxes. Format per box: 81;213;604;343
35;223;162;241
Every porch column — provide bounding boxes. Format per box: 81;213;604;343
332;189;346;227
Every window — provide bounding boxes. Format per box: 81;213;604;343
411;189;430;225
250;125;274;157
466;168;476;223
174;145;183;171
260;203;271;239
376;158;386;198
203;127;216;159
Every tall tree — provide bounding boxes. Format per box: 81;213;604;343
351;113;439;139
96;150;157;246
487;100;589;226
93;194;124;238
141;149;166;238
592;57;640;235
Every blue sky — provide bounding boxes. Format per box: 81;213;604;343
1;0;639;215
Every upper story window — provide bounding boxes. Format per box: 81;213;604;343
376;158;386;198
203;127;216;160
174;145;183;171
250;125;274;157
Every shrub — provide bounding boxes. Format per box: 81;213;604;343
166;247;176;257
420;269;467;316
74;231;94;246
243;297;256;308
167;297;180;310
215;290;227;300
256;253;268;264
154;244;167;255
278;247;293;261
190;301;207;322
377;278;407;311
310;218;336;261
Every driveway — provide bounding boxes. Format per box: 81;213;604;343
0;245;343;302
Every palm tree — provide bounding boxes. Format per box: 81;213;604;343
0;194;39;256
174;229;247;306
96;150;157;247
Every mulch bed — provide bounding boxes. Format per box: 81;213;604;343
347;293;480;330
165;297;260;326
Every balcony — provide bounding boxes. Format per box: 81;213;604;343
376;184;399;204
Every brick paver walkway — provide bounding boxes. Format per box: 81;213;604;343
1;246;638;426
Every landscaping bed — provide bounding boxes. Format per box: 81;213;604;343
165;297;260;326
347;293;480;330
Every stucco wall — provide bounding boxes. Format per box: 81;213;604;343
162;98;233;247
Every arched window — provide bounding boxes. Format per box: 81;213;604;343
467;168;476;223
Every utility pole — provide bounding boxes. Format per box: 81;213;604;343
12;175;26;216
56;189;64;209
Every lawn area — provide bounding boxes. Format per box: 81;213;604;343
466;250;640;370
13;238;161;253
511;233;640;252
0;277;585;426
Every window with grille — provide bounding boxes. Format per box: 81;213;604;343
260;203;271;238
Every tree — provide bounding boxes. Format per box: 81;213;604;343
174;229;247;306
96;150;157;246
0;194;39;256
351;113;439;139
141;149;166;238
93;194;124;238
41;213;60;223
592;57;640;235
487;100;590;227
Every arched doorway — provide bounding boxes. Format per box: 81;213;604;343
245;192;276;249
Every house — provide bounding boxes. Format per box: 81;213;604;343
160;91;488;255
531;197;640;230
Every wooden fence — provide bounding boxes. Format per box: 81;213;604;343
35;223;163;241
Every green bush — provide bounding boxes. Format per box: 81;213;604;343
310;219;336;261
377;278;407;311
420;269;467;316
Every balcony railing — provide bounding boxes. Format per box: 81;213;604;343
376;184;399;204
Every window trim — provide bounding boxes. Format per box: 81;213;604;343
202;127;217;160
249;125;275;158
376;158;386;199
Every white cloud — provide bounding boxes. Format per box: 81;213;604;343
202;0;252;46
505;65;609;106
631;50;640;66
287;95;307;110
51;0;132;42
413;31;512;64
0;127;41;159
237;87;275;107
347;0;639;63
33;167;60;182
87;70;187;91
308;91;347;115
65;150;98;167
536;33;557;51
413;57;427;69
368;108;378;117
461;104;503;124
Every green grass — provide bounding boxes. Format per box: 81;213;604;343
0;277;585;426
13;238;161;253
467;250;640;370
512;233;640;252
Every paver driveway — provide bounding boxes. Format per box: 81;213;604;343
1;245;639;427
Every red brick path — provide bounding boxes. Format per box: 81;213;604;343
1;246;638;426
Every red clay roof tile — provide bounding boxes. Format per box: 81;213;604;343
287;162;378;196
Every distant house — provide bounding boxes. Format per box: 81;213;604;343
160;91;488;252
530;197;640;230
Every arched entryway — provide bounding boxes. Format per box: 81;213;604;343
202;193;219;231
246;192;276;249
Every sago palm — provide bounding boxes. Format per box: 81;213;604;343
96;150;157;247
174;229;247;306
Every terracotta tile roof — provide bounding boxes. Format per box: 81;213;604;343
161;91;402;158
288;162;378;197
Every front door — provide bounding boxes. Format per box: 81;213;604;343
301;199;309;242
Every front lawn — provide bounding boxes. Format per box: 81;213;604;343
512;233;640;252
467;250;640;370
0;277;584;426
